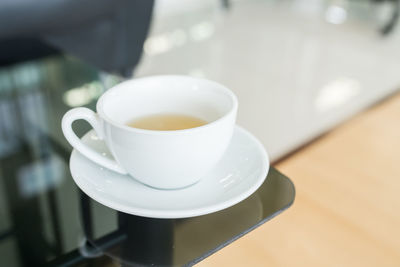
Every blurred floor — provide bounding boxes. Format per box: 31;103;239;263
197;92;400;266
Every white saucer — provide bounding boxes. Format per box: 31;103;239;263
69;126;269;218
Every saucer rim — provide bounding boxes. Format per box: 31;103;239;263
70;125;269;218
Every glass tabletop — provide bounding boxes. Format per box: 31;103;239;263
0;55;294;266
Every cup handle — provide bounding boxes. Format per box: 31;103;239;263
61;107;127;175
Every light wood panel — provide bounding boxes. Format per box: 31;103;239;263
197;93;400;267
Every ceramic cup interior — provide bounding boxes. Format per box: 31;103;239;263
97;76;237;131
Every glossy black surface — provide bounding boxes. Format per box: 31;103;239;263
0;56;294;267
81;168;294;267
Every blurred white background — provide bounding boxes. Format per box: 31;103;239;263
135;0;400;160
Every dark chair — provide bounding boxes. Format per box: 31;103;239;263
0;0;154;75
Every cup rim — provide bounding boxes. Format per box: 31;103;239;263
96;75;238;135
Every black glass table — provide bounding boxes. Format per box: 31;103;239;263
0;56;294;267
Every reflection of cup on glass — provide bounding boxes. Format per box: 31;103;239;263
79;191;263;267
62;75;238;189
79;190;175;266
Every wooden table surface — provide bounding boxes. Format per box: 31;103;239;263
197;93;400;267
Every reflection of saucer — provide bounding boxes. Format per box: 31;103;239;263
173;193;263;260
69;126;269;218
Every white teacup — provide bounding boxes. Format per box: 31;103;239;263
62;75;238;189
